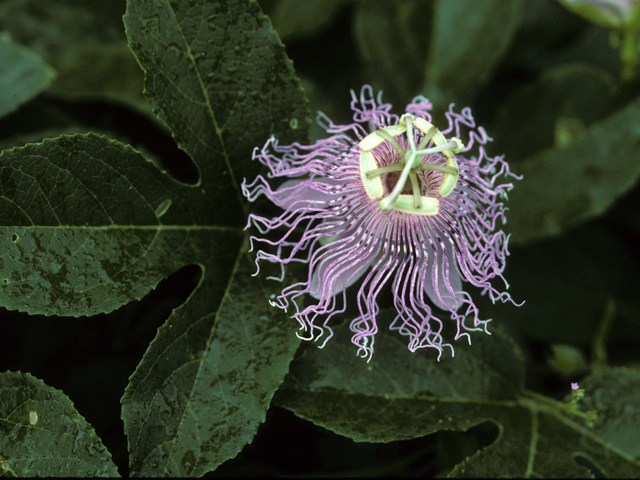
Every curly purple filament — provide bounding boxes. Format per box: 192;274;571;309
242;85;521;361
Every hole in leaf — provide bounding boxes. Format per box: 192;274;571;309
0;263;202;477
435;421;500;476
11;233;18;242
0;98;200;185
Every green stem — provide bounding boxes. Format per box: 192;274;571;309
524;389;589;420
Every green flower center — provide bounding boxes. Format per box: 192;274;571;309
358;113;463;216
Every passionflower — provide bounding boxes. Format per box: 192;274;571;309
242;85;520;361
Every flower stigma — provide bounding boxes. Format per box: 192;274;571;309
359;113;464;216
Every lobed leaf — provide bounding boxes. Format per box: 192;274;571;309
123;0;310;225
275;313;640;477
0;133;229;317
449;399;640;478
0;371;119;477
275;310;525;442
121;244;301;476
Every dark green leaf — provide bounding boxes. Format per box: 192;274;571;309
270;0;353;41
0;0;148;114
449;399;640;478
581;368;640;458
506;93;640;245
0;133;226;317
123;0;310;224
0;130;302;475
478;224;640;346
354;0;432;106
121;245;301;477
1;1;311;475
0;32;56;119
0;371;119;477
425;0;524;106
275;316;640;477
491;63;616;161
275;311;525;442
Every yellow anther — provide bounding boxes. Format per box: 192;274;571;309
438;155;459;198
392;195;440;216
412;117;437;136
359;113;462;208
359;124;406;151
360;151;384;199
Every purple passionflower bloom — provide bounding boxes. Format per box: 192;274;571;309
242;86;520;361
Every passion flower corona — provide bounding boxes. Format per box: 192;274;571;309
242;86;521;361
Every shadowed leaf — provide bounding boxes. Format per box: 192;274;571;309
353;0;432;106
271;0;353;41
124;0;310;225
0;32;56;119
506;93;640;245
0;0;148;114
425;0;524;106
275;314;640;477
0;371;119;477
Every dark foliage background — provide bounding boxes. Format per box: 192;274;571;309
1;0;640;477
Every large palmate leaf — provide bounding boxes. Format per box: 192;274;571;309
0;132;299;476
275;312;640;477
506;92;640;245
0;371;119;477
0;0;310;475
0;32;56;119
